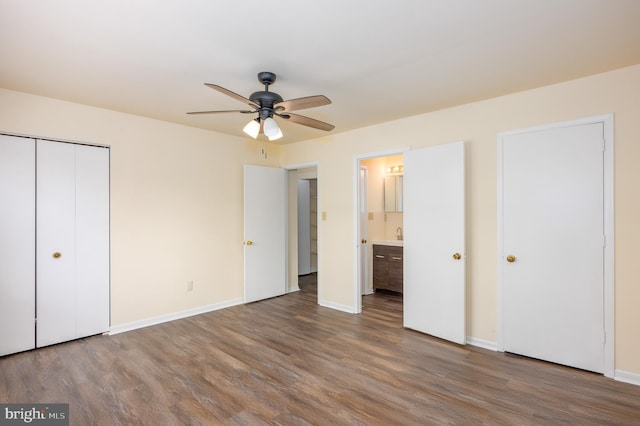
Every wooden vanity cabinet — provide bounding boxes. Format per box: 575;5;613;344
373;244;403;293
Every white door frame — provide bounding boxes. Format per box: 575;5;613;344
496;114;614;378
359;165;370;296
353;148;409;314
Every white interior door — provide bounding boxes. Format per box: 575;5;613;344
37;141;110;347
500;123;604;373
75;145;110;338
403;141;466;344
0;135;36;356
244;165;286;303
37;141;77;347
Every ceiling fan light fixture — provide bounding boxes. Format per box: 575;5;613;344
243;118;260;139
263;117;283;141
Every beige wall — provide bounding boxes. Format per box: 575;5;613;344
0;87;280;327
281;65;640;375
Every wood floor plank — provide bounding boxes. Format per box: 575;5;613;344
1;274;639;425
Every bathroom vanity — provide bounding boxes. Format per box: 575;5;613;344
372;241;403;293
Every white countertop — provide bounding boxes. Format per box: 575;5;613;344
372;240;404;247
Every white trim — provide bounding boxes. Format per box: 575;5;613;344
466;337;498;352
0;131;110;149
496;114;615;378
353;147;410;314
615;370;640;387
108;298;243;335
602;115;615;378
356;147;411;161
319;299;357;314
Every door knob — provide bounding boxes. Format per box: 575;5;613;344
506;255;516;263
245;240;253;246
52;252;62;259
452;253;461;260
361;239;367;244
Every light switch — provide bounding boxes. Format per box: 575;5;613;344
368;212;374;220
322;211;327;221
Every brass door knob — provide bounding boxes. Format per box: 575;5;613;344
245;240;253;246
506;255;516;263
52;252;62;259
361;239;367;244
452;253;461;260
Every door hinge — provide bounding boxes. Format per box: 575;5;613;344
602;234;606;248
603;331;606;344
602;138;606;152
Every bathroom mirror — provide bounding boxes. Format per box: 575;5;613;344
384;175;403;212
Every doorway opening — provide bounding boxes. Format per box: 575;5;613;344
287;165;319;301
356;142;467;344
357;153;404;314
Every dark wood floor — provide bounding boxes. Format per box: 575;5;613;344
2;274;640;425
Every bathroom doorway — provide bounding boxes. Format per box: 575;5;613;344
358;153;404;311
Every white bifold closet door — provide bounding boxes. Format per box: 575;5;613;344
36;140;110;347
0;135;36;356
0;136;109;356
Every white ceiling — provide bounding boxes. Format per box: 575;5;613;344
1;0;639;143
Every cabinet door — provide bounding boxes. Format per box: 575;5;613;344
0;135;36;356
388;247;403;292
37;141;109;347
372;246;389;290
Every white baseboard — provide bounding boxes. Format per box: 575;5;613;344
463;340;639;387
319;299;356;314
466;336;498;351
109;297;244;335
615;369;640;386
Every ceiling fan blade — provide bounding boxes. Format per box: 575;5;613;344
282;112;335;131
186;109;254;115
275;95;331;112
204;83;260;109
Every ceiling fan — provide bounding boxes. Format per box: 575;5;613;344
187;72;335;141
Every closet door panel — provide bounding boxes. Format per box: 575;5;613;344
75;145;110;337
36;141;77;347
0;135;36;356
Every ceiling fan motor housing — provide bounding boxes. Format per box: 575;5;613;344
251;72;284;119
250;91;284;120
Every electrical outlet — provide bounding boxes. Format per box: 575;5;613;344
187;281;194;292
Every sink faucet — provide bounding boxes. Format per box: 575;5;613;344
396;227;403;240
